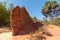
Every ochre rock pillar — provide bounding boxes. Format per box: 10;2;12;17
10;6;43;36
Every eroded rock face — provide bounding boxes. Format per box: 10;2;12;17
10;6;43;36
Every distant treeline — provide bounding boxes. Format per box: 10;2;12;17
0;2;14;27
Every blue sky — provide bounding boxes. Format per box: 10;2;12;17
0;0;60;20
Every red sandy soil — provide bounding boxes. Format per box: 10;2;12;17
0;25;60;40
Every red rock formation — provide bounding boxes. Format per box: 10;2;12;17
10;6;43;36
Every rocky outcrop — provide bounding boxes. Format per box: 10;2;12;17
10;6;43;36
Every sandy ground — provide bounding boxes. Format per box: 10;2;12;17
0;32;30;40
0;25;60;40
46;25;60;40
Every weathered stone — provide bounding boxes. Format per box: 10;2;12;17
10;6;43;36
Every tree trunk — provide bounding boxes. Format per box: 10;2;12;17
49;14;54;25
50;16;53;24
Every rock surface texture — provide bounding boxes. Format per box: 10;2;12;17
10;6;43;36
